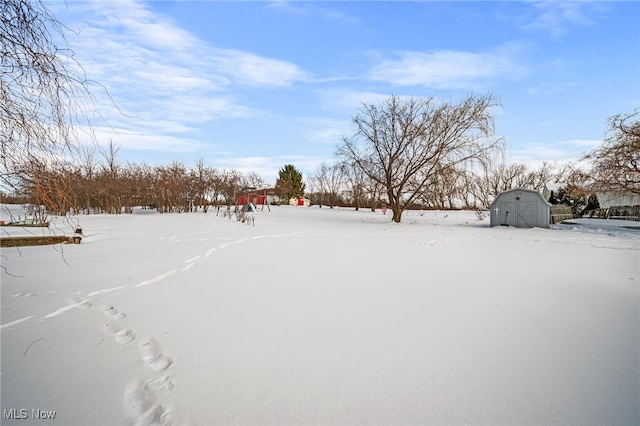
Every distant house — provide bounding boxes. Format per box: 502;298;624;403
237;189;279;206
544;183;640;209
594;190;640;208
289;197;311;206
237;190;312;206
490;188;551;228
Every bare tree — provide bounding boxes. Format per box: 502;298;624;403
325;162;345;208
418;165;465;210
468;161;557;208
306;180;321;208
165;161;192;212
245;171;266;191
76;146;98;213
98;140;122;213
309;162;346;208
308;162;330;207
364;176;385;212
205;167;223;212
586;110;640;195
16;157;74;217
128;162;155;211
1;0;98;201
522;161;556;191
342;160;368;211
338;94;502;222
192;158;212;212
218;169;244;207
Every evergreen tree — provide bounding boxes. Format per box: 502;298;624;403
555;185;598;217
585;193;600;212
275;164;305;202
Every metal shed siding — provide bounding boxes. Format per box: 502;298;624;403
489;188;551;228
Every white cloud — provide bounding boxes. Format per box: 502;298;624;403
91;127;206;153
130;69;225;94
508;138;602;169
208;49;311;87
76;1;311;89
58;0;311;154
369;47;526;89
527;81;579;96
65;8;236;117
521;1;600;37
298;117;351;145
563;139;602;150
318;90;392;112
265;1;358;24
84;0;201;53
305;126;345;146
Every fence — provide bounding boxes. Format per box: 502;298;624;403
550;205;573;224
588;205;640;221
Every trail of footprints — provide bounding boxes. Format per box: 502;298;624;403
99;304;175;426
5;233;296;423
36;233;300;423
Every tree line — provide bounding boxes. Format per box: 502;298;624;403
306;158;559;213
2;0;638;223
305;96;638;222
4;142;266;216
3;98;637;223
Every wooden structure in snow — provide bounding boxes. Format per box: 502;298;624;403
490;188;551;228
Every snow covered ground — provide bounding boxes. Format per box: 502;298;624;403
1;205;638;425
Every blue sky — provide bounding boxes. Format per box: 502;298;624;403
52;1;639;184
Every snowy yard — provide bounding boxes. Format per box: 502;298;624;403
1;205;638;425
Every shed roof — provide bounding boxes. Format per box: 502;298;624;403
489;188;551;208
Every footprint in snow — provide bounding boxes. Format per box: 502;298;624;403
139;337;173;371
102;323;136;344
149;375;175;396
123;379;169;426
101;305;126;319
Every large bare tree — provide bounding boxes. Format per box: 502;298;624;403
338;94;502;222
586;110;640;195
1;0;98;201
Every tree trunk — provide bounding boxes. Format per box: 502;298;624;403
388;189;403;223
392;207;402;223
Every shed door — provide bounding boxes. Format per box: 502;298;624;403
501;201;535;227
502;202;517;226
516;201;535;227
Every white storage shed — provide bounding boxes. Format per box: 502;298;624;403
490;188;551;228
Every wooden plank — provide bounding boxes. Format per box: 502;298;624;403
0;235;80;247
